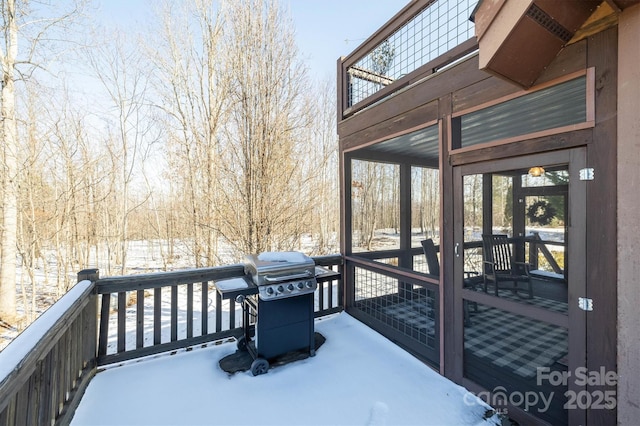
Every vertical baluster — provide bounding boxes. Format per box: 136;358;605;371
328;275;334;309
215;290;222;332
318;281;325;312
136;289;144;348
187;283;194;338
229;298;236;328
171;285;178;341
98;294;111;357
154;287;162;345
201;281;208;335
117;292;126;353
338;263;345;307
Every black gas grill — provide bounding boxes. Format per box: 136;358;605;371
215;252;322;376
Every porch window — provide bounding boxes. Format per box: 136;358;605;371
456;75;587;148
412;166;440;272
351;160;400;254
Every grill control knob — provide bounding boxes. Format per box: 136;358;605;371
306;281;313;288
297;282;304;290
277;285;284;293
287;283;294;291
266;287;275;295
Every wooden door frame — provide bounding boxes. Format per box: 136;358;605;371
450;147;587;425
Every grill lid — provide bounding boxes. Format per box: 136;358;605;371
244;251;315;286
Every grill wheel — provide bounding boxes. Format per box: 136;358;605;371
250;358;269;376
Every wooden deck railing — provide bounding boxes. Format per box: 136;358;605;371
0;270;98;426
95;254;343;366
0;255;343;425
526;232;565;276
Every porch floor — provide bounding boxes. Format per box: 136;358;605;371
71;313;497;426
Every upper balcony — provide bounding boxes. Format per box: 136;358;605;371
338;0;478;120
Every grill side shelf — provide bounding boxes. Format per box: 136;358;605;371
214;276;258;300
315;266;340;283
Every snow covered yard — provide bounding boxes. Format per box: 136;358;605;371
71;313;498;426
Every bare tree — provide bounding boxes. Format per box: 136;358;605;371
148;0;228;267
0;0;85;325
0;0;20;324
305;79;339;254
217;0;314;256
86;31;155;275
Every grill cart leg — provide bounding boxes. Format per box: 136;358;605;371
236;294;253;352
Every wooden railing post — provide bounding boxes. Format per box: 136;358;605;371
78;268;99;283
529;232;540;270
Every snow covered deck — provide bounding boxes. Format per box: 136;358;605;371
71;313;497;426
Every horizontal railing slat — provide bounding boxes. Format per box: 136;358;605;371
95;264;246;294
97;329;244;366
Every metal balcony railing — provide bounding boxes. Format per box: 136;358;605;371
339;0;478;119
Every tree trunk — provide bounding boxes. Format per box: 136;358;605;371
0;0;19;323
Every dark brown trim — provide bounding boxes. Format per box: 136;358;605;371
440;108;459;380
481;176;493;236
399;163;412;269
567;147;588;426
584;26;618;426
340;102;440;152
341;152;352;257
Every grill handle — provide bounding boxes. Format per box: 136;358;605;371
264;271;312;282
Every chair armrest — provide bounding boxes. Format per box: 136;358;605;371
483;260;496;276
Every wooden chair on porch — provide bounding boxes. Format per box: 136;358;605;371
421;239;482;326
481;234;533;299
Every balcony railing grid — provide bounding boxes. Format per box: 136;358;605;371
347;0;476;107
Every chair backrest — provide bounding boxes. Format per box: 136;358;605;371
482;234;513;274
421;239;440;276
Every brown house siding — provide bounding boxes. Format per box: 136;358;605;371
617;4;640;425
338;10;628;424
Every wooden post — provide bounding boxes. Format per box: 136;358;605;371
77;269;99;283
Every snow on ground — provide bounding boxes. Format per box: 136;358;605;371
71;313;499;426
